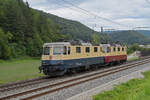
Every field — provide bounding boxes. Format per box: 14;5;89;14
93;70;150;100
0;59;43;85
127;56;139;61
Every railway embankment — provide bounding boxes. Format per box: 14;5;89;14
127;52;139;61
68;63;150;100
0;58;150;100
0;59;42;85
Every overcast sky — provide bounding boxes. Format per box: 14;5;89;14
24;0;150;31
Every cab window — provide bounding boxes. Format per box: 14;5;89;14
53;46;63;55
53;46;67;55
43;47;50;55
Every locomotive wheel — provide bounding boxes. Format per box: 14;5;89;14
57;69;67;76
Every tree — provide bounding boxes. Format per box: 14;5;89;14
91;34;100;44
0;28;11;59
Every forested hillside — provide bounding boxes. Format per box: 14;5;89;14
38;11;111;42
137;30;150;38
0;0;64;59
0;0;111;59
109;30;150;44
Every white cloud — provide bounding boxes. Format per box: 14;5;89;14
25;0;150;30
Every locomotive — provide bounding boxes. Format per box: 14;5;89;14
39;42;127;76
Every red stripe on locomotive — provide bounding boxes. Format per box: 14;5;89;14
104;55;127;63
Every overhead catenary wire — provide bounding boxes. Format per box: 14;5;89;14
50;0;130;30
145;0;150;5
60;0;131;29
59;0;150;31
50;0;112;30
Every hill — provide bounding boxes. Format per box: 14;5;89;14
37;11;111;43
0;0;64;59
109;31;150;45
136;30;150;38
0;0;111;59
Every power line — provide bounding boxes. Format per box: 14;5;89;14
50;0;130;31
51;0;94;18
61;0;130;28
145;0;150;5
51;0;110;30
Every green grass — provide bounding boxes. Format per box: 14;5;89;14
127;56;139;61
93;70;150;100
0;58;43;85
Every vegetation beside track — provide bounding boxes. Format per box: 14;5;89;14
127;56;139;61
0;58;43;85
93;70;150;100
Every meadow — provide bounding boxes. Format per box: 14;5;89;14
0;58;43;84
0;55;138;85
93;70;150;100
127;56;139;61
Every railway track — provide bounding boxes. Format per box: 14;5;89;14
1;57;150;100
0;56;149;93
0;76;52;93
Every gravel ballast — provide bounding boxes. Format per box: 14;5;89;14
1;61;150;100
35;63;150;100
0;61;136;97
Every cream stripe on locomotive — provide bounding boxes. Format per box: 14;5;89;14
42;44;126;61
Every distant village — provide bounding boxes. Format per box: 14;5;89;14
139;45;150;48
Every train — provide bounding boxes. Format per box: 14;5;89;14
39;42;127;76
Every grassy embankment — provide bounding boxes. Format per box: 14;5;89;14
127;56;139;61
93;70;150;100
0;55;140;85
0;58;43;85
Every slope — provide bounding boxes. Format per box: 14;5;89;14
0;0;63;59
136;30;150;38
37;11;111;43
0;0;111;59
109;31;150;44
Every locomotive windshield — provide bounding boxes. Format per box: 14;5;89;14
53;46;67;55
43;47;50;55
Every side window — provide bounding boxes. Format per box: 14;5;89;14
94;47;98;52
118;47;120;52
86;47;90;53
122;47;124;51
68;47;71;55
113;47;116;52
63;46;67;55
76;47;81;53
107;47;111;53
100;47;102;52
43;47;50;55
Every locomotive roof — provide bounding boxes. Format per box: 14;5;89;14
43;42;71;47
43;42;125;47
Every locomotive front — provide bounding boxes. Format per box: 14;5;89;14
39;42;70;76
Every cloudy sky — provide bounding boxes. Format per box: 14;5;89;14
24;0;150;31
